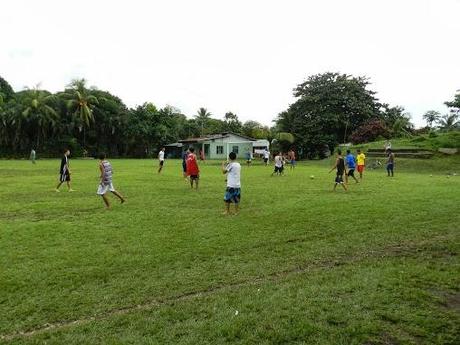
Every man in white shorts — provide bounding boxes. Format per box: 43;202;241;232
158;147;165;173
97;153;125;208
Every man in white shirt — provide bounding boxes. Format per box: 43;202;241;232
263;148;270;166
158;147;165;173
222;151;241;215
271;152;285;176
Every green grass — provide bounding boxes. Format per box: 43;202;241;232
1;158;459;344
351;131;460;151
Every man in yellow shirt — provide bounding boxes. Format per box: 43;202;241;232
356;149;366;180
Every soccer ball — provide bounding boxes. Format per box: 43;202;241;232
310;175;315;179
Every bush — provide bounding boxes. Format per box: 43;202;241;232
350;119;390;144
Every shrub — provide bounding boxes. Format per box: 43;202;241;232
350;119;390;144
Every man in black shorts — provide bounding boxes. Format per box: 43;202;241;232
56;149;75;192
329;149;348;191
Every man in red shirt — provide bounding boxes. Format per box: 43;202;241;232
186;147;200;190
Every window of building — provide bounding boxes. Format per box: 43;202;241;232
216;145;224;154
232;145;239;154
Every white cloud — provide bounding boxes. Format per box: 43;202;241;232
1;0;459;127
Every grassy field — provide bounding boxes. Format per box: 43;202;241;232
1;157;459;344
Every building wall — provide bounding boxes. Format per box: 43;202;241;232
204;137;253;159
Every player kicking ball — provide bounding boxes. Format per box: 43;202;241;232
97;153;125;208
222;152;241;215
329;149;348;192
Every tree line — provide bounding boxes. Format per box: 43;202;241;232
1;73;458;159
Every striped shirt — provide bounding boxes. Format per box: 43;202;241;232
101;161;113;185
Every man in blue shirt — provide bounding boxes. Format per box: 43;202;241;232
345;149;359;184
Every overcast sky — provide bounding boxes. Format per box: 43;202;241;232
1;0;459;127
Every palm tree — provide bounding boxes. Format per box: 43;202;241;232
423;110;441;128
21;86;59;148
64;79;99;128
195;107;211;136
437;113;459;131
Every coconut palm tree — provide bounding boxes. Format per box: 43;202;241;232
20;86;59;148
437;113;459;131
64;79;99;128
195;107;212;136
423;110;441;128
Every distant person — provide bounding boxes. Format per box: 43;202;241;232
356;149;366;180
329;149;348;191
263;148;270;166
55;149;74;192
288;149;296;170
30;149;36;164
245;150;252;166
97;153;125;208
345;149;359;184
158;147;165;173
386;149;395;177
182;148;190;179
384;140;392;153
272;152;285;176
199;149;205;161
222;152;241;215
186;147;200;190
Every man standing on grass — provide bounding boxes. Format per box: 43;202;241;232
186;147;200;190
288;148;296;170
30;148;36;164
263;148;270;166
356;149;366;180
158;147;165;173
222;152;241;215
272;152;285;176
182;148;190;179
97;153;125;208
55;149;74;192
345;149;359;184
386;149;395;177
245;150;252;167
329;149;348;192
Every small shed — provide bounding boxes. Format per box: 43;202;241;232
165;142;184;159
178;132;256;160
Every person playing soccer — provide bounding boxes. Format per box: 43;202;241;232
30;148;36;164
182;148;190;179
97;153;125;208
158;147;165;173
272;152;285;176
356;149;366;180
245;150;252;167
329;149;348;191
288;148;296;170
222;152;241;215
186;147;200;190
55;149;74;192
263;148;270;166
386;148;395;177
345;149;359;184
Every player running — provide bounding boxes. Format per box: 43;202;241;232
345;149;359;184
329;149;348;191
97;153;125;208
356;149;366;180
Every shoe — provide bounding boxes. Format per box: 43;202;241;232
68;189;76;192
55;189;60;192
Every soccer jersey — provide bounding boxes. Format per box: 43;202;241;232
357;153;366;165
274;155;283;168
60;155;68;174
346;154;356;169
226;162;241;188
101;161;113;185
186;154;199;176
158;151;165;161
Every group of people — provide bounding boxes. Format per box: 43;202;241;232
52;143;394;210
330;148;395;191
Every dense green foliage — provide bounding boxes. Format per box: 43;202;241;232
1;158;459;344
0;78;269;158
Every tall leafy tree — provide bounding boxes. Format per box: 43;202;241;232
19;86;59;148
64;79;99;128
223;112;242;133
423;110;441;128
437;113;459;131
195;107;212;136
276;72;381;158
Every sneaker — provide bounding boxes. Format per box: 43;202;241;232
55;189;60;193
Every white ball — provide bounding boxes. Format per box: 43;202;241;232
310;175;315;179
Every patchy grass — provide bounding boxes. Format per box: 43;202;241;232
0;158;459;344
